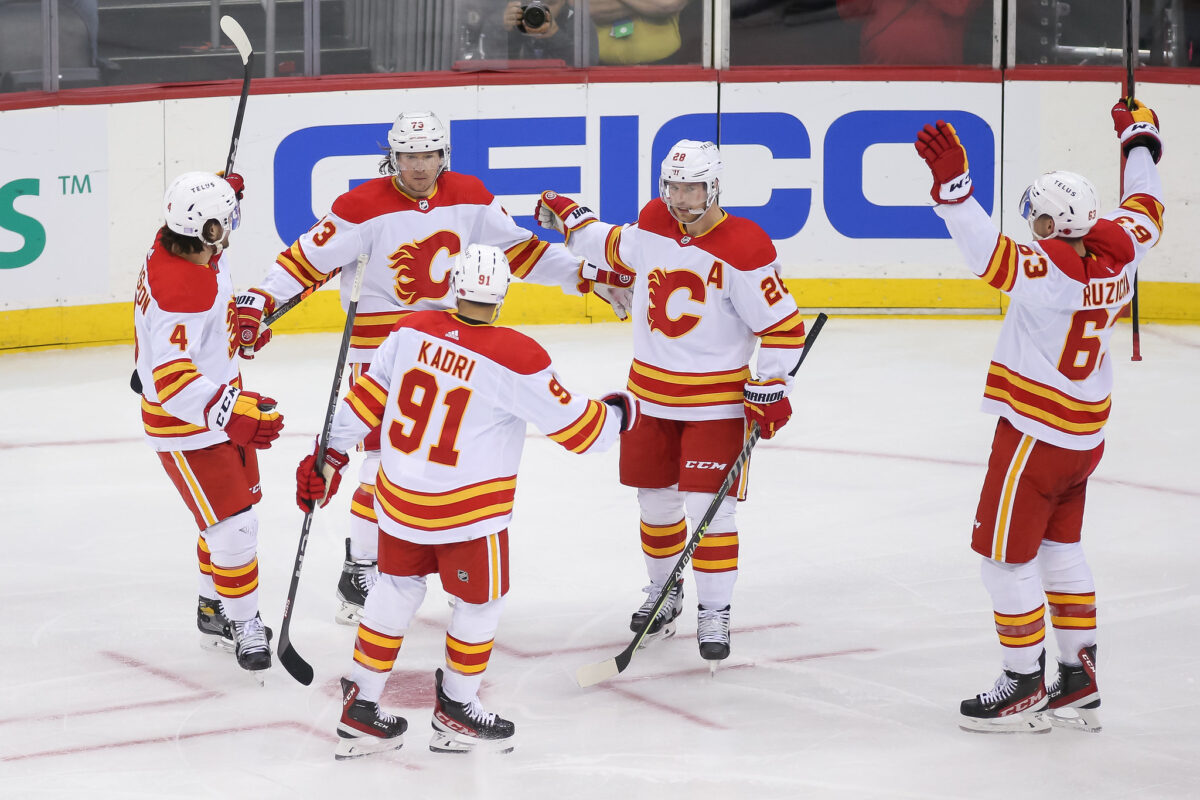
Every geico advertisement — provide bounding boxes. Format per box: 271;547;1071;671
0;106;108;307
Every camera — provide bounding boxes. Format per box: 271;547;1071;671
517;0;551;33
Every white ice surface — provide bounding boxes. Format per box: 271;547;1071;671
1;319;1198;799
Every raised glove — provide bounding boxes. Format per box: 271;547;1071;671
206;385;284;448
914;121;973;204
743;379;791;440
602;390;639;434
1111;97;1162;163
295;438;350;511
580;261;634;321
535;191;597;236
216;170;245;200
234;289;275;359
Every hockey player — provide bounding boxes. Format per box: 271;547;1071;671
236;111;617;627
133;172;285;677
296;244;637;759
915;99;1164;733
534;140;808;663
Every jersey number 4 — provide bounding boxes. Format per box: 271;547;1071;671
388;368;472;467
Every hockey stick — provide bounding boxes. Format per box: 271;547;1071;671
278;255;368;686
263;268;341;328
575;312;828;688
1124;0;1143;362
220;16;254;178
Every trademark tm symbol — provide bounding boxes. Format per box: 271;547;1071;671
58;174;92;195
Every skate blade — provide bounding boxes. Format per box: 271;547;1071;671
635;620;677;651
335;601;364;626
1040;707;1102;733
429;726;515;755
958;713;1051;734
334;735;405;760
199;634;234;653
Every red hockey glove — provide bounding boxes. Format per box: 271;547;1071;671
535;191;597;236
235;289;275;359
206;386;284;448
743;379;791;439
295;438;350;511
602;390;639;433
914;121;973;204
578;261;634;320
1112;97;1162;164
217;170;245;200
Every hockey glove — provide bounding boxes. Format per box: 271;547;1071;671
535;191;597;237
234;288;275;359
914;121;973;204
743;379;792;439
579;261;634;321
218;171;246;201
206;385;284;448
602;390;639;434
295;438;351;511
1112;97;1163;164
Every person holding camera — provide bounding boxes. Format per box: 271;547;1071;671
503;0;596;64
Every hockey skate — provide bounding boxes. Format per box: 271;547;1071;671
335;677;407;760
697;605;731;668
1040;645;1101;733
630;579;683;649
197;595;273;653
336;538;378;626
230;613;272;682
959;652;1050;734
429;668;515;754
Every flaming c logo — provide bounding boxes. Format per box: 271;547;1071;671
646;267;705;338
390;230;461;304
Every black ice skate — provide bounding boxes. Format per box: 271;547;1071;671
1041;645;1101;732
630;579;683;648
959;651;1049;734
429;668;515;754
335;677;407;760
197;595;273;653
336;538;378;626
697;604;731;664
230;613;272;678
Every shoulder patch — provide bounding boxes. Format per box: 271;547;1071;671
145;237;219;313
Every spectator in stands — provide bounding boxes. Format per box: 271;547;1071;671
836;0;983;65
502;0;597;64
589;0;692;64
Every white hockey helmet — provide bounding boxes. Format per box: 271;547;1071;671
659;139;723;222
163;172;240;245
1019;170;1100;240
451;244;511;308
387;111;450;174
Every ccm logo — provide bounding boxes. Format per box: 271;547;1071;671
685;460;728;470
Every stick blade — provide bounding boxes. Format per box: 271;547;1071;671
575;658;619;688
220;15;253;63
279;644;314;686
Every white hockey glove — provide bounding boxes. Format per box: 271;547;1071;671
580;261;634;321
535;191;597;236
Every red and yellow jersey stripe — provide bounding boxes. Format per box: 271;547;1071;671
627;359;749;409
445;633;493;675
994;606;1046;648
1047;592;1097;630
602;225;633;273
350;310;407;350
984;362;1110;436
757;310;806;350
152;358;203;404
141;373;240;439
547;399;609;453
276;241;328;288
504;236;550;280
375;471;517;532
1120;193;1165;239
353;623;403;673
344;372;389;429
980;234;1019;292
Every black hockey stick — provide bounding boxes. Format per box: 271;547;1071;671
1124;0;1143;362
263;268;341;328
220;16;254;178
278;255;368;686
576;312;828;688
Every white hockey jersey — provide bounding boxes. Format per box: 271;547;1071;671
133;232;241;452
255;172;584;363
563;199;806;421
936;147;1165;450
326;310;622;544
